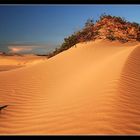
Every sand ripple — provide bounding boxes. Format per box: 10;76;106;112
0;40;140;134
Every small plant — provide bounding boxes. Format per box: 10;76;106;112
85;18;94;28
106;34;116;41
118;37;128;43
0;105;8;113
136;32;140;41
132;22;139;28
121;26;127;30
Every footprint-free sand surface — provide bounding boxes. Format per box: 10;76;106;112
0;55;46;72
0;39;140;134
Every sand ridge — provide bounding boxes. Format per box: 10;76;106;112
0;39;140;134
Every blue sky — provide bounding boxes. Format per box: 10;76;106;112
0;5;140;54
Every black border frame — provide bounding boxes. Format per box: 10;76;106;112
0;0;140;4
0;0;140;138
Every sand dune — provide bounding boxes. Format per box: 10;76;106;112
0;39;140;134
0;55;46;72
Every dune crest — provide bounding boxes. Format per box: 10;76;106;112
0;39;140;134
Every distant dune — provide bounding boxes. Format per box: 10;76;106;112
0;39;140;134
0;55;46;72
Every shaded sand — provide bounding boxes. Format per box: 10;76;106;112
0;39;140;134
0;55;47;72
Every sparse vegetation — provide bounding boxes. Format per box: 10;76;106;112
106;34;116;41
47;14;140;58
132;22;140;28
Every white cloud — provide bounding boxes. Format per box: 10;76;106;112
8;43;58;54
8;46;33;53
8;46;32;53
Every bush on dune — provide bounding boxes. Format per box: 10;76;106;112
47;14;140;58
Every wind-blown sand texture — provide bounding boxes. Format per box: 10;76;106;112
0;39;140;134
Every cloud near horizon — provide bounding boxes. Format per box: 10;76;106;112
7;42;58;54
8;46;33;53
8;46;34;53
8;43;57;54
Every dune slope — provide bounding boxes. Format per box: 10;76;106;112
0;39;140;134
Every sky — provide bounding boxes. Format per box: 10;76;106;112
0;5;140;54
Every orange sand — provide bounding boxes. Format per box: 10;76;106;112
0;39;140;134
0;55;46;71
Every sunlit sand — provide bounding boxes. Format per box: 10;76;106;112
0;39;140;134
0;54;46;72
